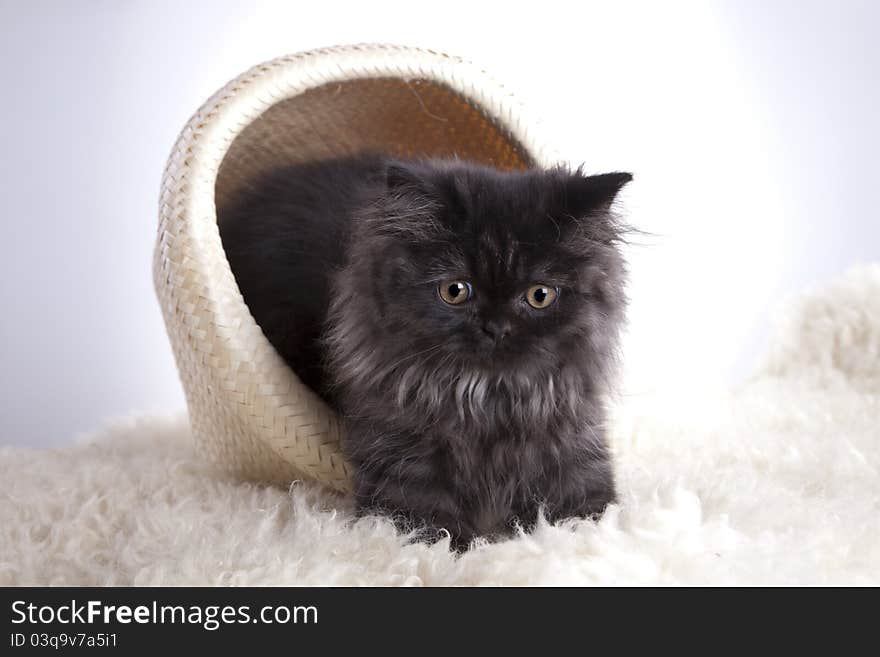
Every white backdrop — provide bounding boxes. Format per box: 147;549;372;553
2;0;877;447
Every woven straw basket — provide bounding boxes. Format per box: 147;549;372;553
153;44;557;492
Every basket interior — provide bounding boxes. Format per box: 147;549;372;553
215;77;534;216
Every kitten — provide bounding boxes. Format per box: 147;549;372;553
219;153;631;549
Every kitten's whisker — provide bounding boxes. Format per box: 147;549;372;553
382;343;444;376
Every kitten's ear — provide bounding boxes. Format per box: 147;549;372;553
384;161;431;194
563;171;633;218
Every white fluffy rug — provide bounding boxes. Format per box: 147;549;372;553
2;265;879;586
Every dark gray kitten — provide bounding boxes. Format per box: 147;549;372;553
219;153;631;550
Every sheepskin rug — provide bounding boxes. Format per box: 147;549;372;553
2;265;879;586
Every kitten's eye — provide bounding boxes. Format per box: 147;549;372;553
525;284;558;309
438;280;472;305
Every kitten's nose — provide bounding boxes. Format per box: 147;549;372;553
482;319;512;342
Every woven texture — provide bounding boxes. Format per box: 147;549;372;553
153;44;556;491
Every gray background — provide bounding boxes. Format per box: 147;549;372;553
2;0;878;447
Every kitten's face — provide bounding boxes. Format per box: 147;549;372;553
357;161;631;379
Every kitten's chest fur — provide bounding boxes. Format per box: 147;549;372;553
437;411;579;500
348;373;611;539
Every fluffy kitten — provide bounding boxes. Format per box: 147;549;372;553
219;153;631;549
